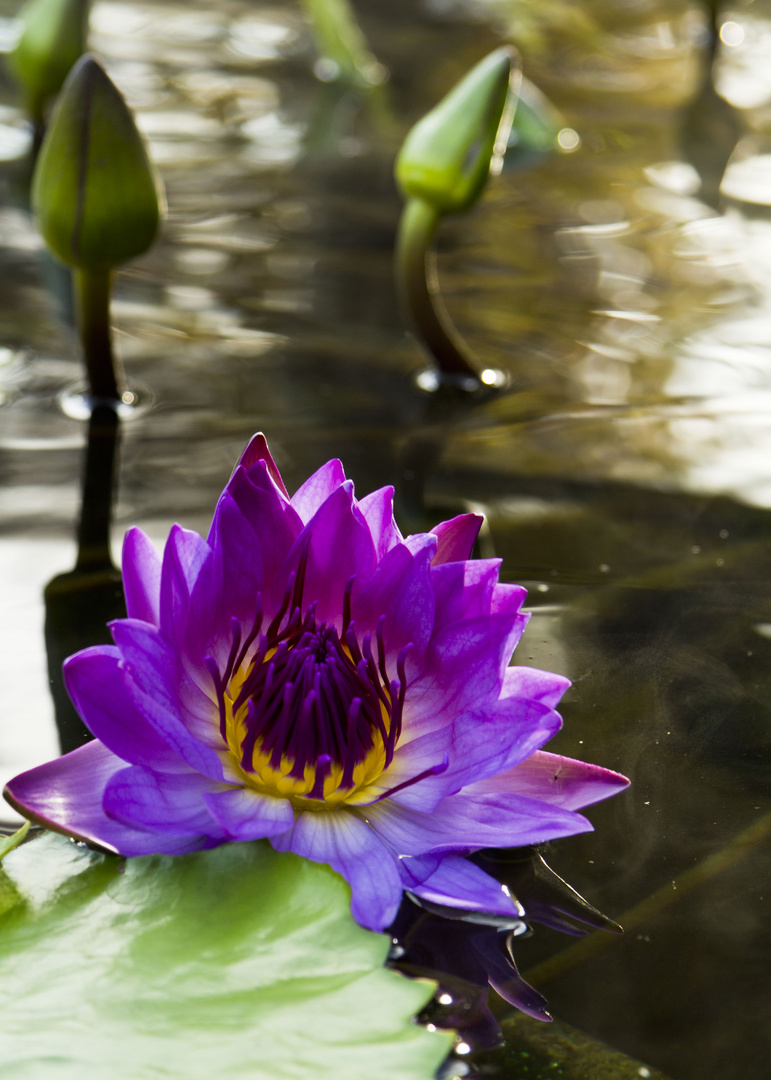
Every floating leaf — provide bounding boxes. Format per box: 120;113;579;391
32;54;163;270
0;832;450;1080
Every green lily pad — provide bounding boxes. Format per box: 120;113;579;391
0;832;451;1079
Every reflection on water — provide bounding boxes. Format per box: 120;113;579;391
1;0;771;1077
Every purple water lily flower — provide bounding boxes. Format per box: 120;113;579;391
4;435;628;931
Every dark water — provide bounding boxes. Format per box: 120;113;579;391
1;0;770;1077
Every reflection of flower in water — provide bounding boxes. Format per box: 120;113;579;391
4;435;627;931
389;846;622;1049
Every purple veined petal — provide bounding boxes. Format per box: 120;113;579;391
357;486;402;559
271;809;404;931
371;695;562;813
290;458;346;523
430;514;483;565
273;482;377;629
203;786;296;841
205;491;265;636
430;559;501;633
212;463;303;617
235;432;290;498
491;582;530;616
122;527;161;626
400;854;521;918
365;789;593;856
63;647;189;772
3;741;213;856
465;750;630;811
109;620;225;781
158;524;211;644
500;665;571;710
103;765;229;838
351;535;436;668
405;610;529;737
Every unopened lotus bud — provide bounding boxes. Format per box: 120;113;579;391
395;47;518;215
32;54;163;270
9;0;89;124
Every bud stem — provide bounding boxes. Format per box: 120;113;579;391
395;196;480;387
74;267;123;401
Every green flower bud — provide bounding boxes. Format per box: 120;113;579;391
32;54;164;270
8;0;89;124
395;46;518;215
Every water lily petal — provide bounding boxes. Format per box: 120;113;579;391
466;750;630;810
214;462;303;609
235;431;289;496
109;620;224;780
406;611;529;735
3;741;210;855
204;787;296;840
122;527;161;625
352;536;436;667
366;790;592;855
357;486;402;558
430;559;502;630
103;765;228;837
290;458;346;522
63;647;188;771
430;513;482;564
399;853;520;918
159;524;210;644
376;695;562;812
277;482;378;629
501;665;571;709
273;811;403;931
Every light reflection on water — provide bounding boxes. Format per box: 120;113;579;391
1;0;770;1077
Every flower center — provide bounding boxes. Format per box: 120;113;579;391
206;575;407;807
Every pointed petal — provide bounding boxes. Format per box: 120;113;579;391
290;459;346;522
430;559;504;632
3;741;211;856
271;810;404;931
430;514;482;564
158;524;210;643
274;482;377;629
122;527;161;625
352;536;436;667
236;432;289;497
466;750;630;810
501;665;571;709
358;486;402;558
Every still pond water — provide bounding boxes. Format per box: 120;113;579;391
0;0;770;1077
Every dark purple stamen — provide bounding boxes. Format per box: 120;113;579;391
208;560;409;798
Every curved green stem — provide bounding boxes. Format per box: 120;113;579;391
74;267;123;401
396;197;480;386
